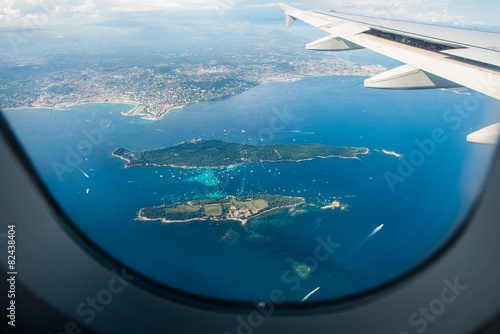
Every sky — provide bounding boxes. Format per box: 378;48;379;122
0;0;499;28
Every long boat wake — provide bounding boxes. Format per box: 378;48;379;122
349;224;384;257
301;287;320;302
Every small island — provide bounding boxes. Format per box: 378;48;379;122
113;139;369;169
321;200;348;211
138;194;305;225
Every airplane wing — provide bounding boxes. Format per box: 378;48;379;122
276;3;500;144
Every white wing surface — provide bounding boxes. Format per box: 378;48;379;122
276;3;500;144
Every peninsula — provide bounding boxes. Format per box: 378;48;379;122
113;139;369;169
138;194;305;225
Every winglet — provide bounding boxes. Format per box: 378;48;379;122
276;3;300;27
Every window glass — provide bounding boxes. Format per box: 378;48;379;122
1;3;499;304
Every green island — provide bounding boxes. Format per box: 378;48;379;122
113;139;369;169
138;194;306;225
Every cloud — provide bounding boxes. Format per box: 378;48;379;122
0;0;495;27
0;0;221;24
107;0;221;12
72;0;98;16
410;10;465;24
320;0;471;26
0;0;20;22
247;3;276;8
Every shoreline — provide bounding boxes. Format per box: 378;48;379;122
381;149;403;158
111;152;132;164
3;106;71;111
3;75;370;118
261;77;302;84
118;148;370;170
5;101;139;111
136;198;306;226
4;100;189;121
240;198;306;226
123;104;188;121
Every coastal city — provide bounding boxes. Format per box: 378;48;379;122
0;32;385;119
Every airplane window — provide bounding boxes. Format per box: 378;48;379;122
0;2;499;309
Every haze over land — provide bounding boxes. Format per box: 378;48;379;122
0;21;385;118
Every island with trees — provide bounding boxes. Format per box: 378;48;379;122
113;139;369;169
137;194;306;225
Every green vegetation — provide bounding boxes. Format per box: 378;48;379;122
114;139;367;169
139;194;305;223
113;148;132;161
204;204;223;216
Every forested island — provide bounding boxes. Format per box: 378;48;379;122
138;194;305;225
113;139;368;169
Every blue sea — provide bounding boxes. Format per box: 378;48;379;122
3;76;498;303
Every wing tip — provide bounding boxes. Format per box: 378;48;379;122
275;2;300;14
467;123;500;145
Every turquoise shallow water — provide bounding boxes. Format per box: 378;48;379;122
2;76;498;302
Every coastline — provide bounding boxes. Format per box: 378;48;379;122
123;104;188;121
6;100;190;121
5;101;138;111
117;147;370;170
381;149;403;158
3;76;317;118
112;151;132;164
3;106;71;111
136;198;306;226
261;77;302;84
